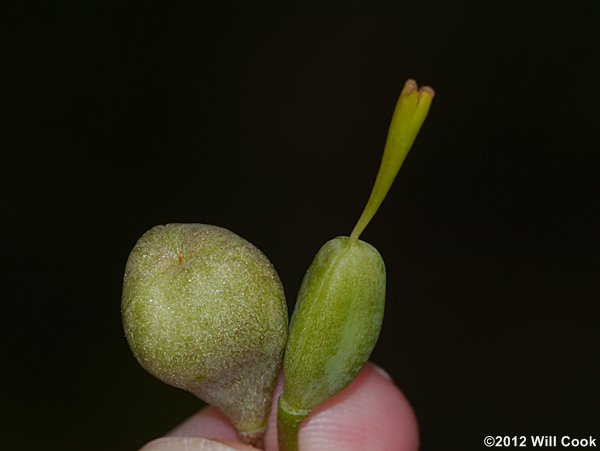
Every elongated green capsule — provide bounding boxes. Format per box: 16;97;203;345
122;224;288;448
278;80;435;451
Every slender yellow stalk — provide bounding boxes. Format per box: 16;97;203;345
350;79;435;240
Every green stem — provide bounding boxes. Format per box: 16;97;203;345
278;397;309;451
350;79;435;241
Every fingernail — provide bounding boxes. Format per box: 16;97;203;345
140;437;239;451
371;363;393;381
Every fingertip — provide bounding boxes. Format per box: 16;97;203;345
140;436;253;451
167;406;241;443
298;363;419;451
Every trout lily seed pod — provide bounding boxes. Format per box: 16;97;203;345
278;79;435;450
122;224;288;448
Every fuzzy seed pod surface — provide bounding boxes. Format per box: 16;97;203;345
122;224;288;445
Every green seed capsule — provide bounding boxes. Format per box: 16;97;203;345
281;236;385;410
278;80;435;451
122;223;288;448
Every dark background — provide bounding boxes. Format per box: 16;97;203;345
3;2;599;450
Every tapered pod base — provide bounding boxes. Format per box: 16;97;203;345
278;398;309;451
239;430;265;449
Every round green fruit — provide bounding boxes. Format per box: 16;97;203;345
121;224;288;447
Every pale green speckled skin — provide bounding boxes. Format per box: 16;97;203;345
281;236;385;413
121;224;288;441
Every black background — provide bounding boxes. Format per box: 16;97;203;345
3;2;599;450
